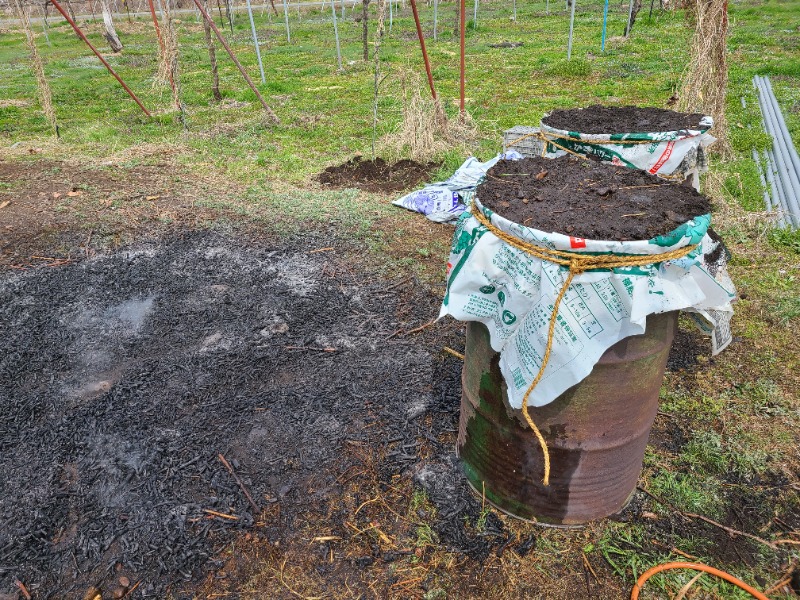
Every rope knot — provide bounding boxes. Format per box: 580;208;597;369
569;257;588;274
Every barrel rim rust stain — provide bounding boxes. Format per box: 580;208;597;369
458;312;678;525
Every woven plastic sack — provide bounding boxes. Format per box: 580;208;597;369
392;152;523;223
439;197;736;409
540;115;715;190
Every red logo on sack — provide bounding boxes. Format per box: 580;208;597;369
649;140;675;174
446;262;453;274
569;237;586;249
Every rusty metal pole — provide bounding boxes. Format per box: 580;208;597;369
190;0;280;123
459;0;465;116
147;0;166;53
408;0;437;102
48;0;151;117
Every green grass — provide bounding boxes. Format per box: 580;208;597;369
0;2;709;170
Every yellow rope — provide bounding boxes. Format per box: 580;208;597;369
539;136;589;160
506;131;666;154
471;207;699;486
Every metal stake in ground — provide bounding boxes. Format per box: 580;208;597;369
600;0;609;52
191;0;280;122
282;0;291;42
459;0;465;117
147;0;166;55
48;0;151;117
330;0;343;71
244;0;266;84
372;0;387;158
567;0;576;59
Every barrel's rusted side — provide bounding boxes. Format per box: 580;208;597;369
458;312;677;525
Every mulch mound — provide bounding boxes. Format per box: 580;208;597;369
542;105;706;133
316;157;439;193
477;155;711;240
0;231;506;599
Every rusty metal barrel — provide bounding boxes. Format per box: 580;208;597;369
458;311;677;525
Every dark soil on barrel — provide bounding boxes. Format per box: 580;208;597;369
542;105;706;133
477;155;711;240
316;157;439;193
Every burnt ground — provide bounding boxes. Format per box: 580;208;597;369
542;105;707;133
0;230;507;598
316;157;440;194
1;156;798;599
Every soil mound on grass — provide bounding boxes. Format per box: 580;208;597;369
542;105;706;133
316;156;439;193
477;155;711;240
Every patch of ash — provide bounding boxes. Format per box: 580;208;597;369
0;231;483;597
414;456;507;560
273;252;323;296
406;394;431;420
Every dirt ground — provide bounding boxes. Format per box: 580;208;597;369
316;157;440;194
1;157;798;600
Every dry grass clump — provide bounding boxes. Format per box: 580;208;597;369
154;1;179;88
381;77;477;163
13;0;58;137
152;0;184;120
678;0;730;155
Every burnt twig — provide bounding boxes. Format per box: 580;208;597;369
218;453;260;515
405;319;436;336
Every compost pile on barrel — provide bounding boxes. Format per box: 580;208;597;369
0;231;506;598
541;105;706;133
478;155;711;239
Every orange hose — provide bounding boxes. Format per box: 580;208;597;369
630;562;769;600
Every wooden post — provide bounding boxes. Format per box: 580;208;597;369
100;0;124;52
202;0;222;100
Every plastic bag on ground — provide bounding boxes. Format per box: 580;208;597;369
392;151;523;223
